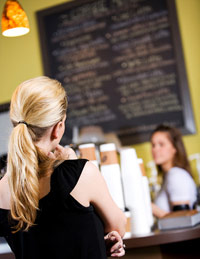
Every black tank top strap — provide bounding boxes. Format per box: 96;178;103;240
51;159;88;198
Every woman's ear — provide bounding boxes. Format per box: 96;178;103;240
51;121;62;140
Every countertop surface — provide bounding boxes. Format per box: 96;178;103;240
124;223;200;249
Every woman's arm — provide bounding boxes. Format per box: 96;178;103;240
151;202;168;218
152;201;190;218
71;161;127;237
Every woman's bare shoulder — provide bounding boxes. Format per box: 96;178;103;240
0;174;10;209
0;174;8;190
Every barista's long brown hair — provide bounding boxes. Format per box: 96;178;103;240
7;76;67;232
150;125;192;175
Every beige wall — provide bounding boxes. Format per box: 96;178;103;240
0;0;200;180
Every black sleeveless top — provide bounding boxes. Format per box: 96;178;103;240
0;159;107;259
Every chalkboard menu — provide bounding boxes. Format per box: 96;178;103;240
37;0;195;145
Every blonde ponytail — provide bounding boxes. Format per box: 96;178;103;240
8;124;39;231
7;76;67;232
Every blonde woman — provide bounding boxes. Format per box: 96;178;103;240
0;76;126;259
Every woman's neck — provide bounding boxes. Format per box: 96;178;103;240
161;161;173;173
35;126;55;155
39;175;51;199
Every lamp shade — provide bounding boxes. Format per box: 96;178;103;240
1;0;29;37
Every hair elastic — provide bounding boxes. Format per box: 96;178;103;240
18;121;29;127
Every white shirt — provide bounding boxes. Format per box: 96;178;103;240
155;167;197;212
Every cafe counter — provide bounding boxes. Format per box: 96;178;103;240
122;224;200;258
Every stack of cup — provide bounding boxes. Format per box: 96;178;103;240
120;148;151;235
78;143;99;168
99;143;125;211
138;158;154;228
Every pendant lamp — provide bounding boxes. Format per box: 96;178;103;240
1;0;29;37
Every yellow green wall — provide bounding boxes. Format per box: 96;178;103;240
0;0;200;180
